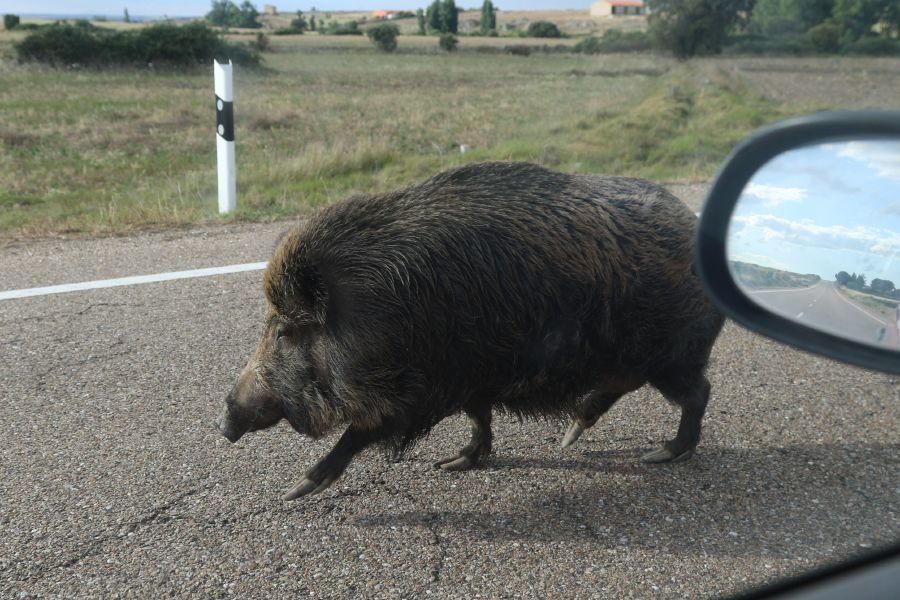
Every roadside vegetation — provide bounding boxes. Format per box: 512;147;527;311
836;271;899;300
0;37;838;237
13;22;259;68
0;0;898;237
732;261;822;289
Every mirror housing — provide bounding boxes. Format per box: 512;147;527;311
696;111;900;375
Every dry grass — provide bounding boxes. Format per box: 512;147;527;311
842;288;899;322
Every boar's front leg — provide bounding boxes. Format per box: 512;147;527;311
435;403;492;471
283;426;381;500
561;391;625;449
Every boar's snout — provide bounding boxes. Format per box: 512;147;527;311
215;411;243;443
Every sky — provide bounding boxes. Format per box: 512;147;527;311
728;140;900;284
2;1;592;18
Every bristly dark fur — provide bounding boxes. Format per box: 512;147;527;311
251;161;724;456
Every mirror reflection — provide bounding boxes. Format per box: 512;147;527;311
727;139;900;349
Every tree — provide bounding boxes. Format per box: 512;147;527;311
310;15;316;31
234;1;261;28
123;8;131;23
416;8;426;35
847;272;867;290
871;278;895;294
367;23;399;52
206;0;261;29
440;0;459;34
291;10;308;32
480;0;497;34
835;271;851;285
647;0;755;59
425;0;458;33
833;0;877;40
751;0;834;33
797;0;836;29
426;1;442;33
4;14;20;30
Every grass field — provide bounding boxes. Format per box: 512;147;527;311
1;26;899;238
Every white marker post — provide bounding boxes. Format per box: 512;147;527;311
214;60;236;214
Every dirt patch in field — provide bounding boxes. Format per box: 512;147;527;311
719;56;900;109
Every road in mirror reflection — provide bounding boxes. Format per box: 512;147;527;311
727;139;900;349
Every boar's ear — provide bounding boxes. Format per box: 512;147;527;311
281;264;328;323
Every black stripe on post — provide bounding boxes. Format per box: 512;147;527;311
215;95;234;142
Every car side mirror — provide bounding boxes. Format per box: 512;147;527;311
696;111;900;375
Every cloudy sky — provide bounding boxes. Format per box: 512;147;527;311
4;1;587;17
728;140;900;284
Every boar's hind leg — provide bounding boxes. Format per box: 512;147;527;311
642;373;711;464
283;426;381;500
435;403;492;472
561;391;625;449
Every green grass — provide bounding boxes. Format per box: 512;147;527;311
0;33;812;237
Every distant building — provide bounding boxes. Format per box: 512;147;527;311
372;10;396;20
263;5;278;15
590;0;646;17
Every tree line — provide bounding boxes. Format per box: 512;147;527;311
647;0;900;58
836;271;899;298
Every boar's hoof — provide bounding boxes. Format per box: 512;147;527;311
434;454;477;471
640;446;694;464
283;475;336;500
561;422;585;449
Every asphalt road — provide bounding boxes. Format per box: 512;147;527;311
1;215;898;599
748;281;900;347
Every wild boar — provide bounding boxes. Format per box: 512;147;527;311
216;161;724;499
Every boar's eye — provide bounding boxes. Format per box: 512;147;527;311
275;324;291;340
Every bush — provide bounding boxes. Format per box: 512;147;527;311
505;44;532;56
574;36;603;54
574;30;653;54
841;36;900;56
757;16;805;36
15;22;261;68
724;33;813;55
366;23;399;52
527;21;561;38
252;32;270;52
324;21;362;35
4;14;21;30
439;33;458;52
807;22;840;53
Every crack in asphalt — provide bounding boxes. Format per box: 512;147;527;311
0;302;139;325
22;486;205;585
25;347;137;389
398;487;448;585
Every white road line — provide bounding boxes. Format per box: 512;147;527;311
831;286;888;326
797;312;805;318
0;262;268;301
2;207;704;302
